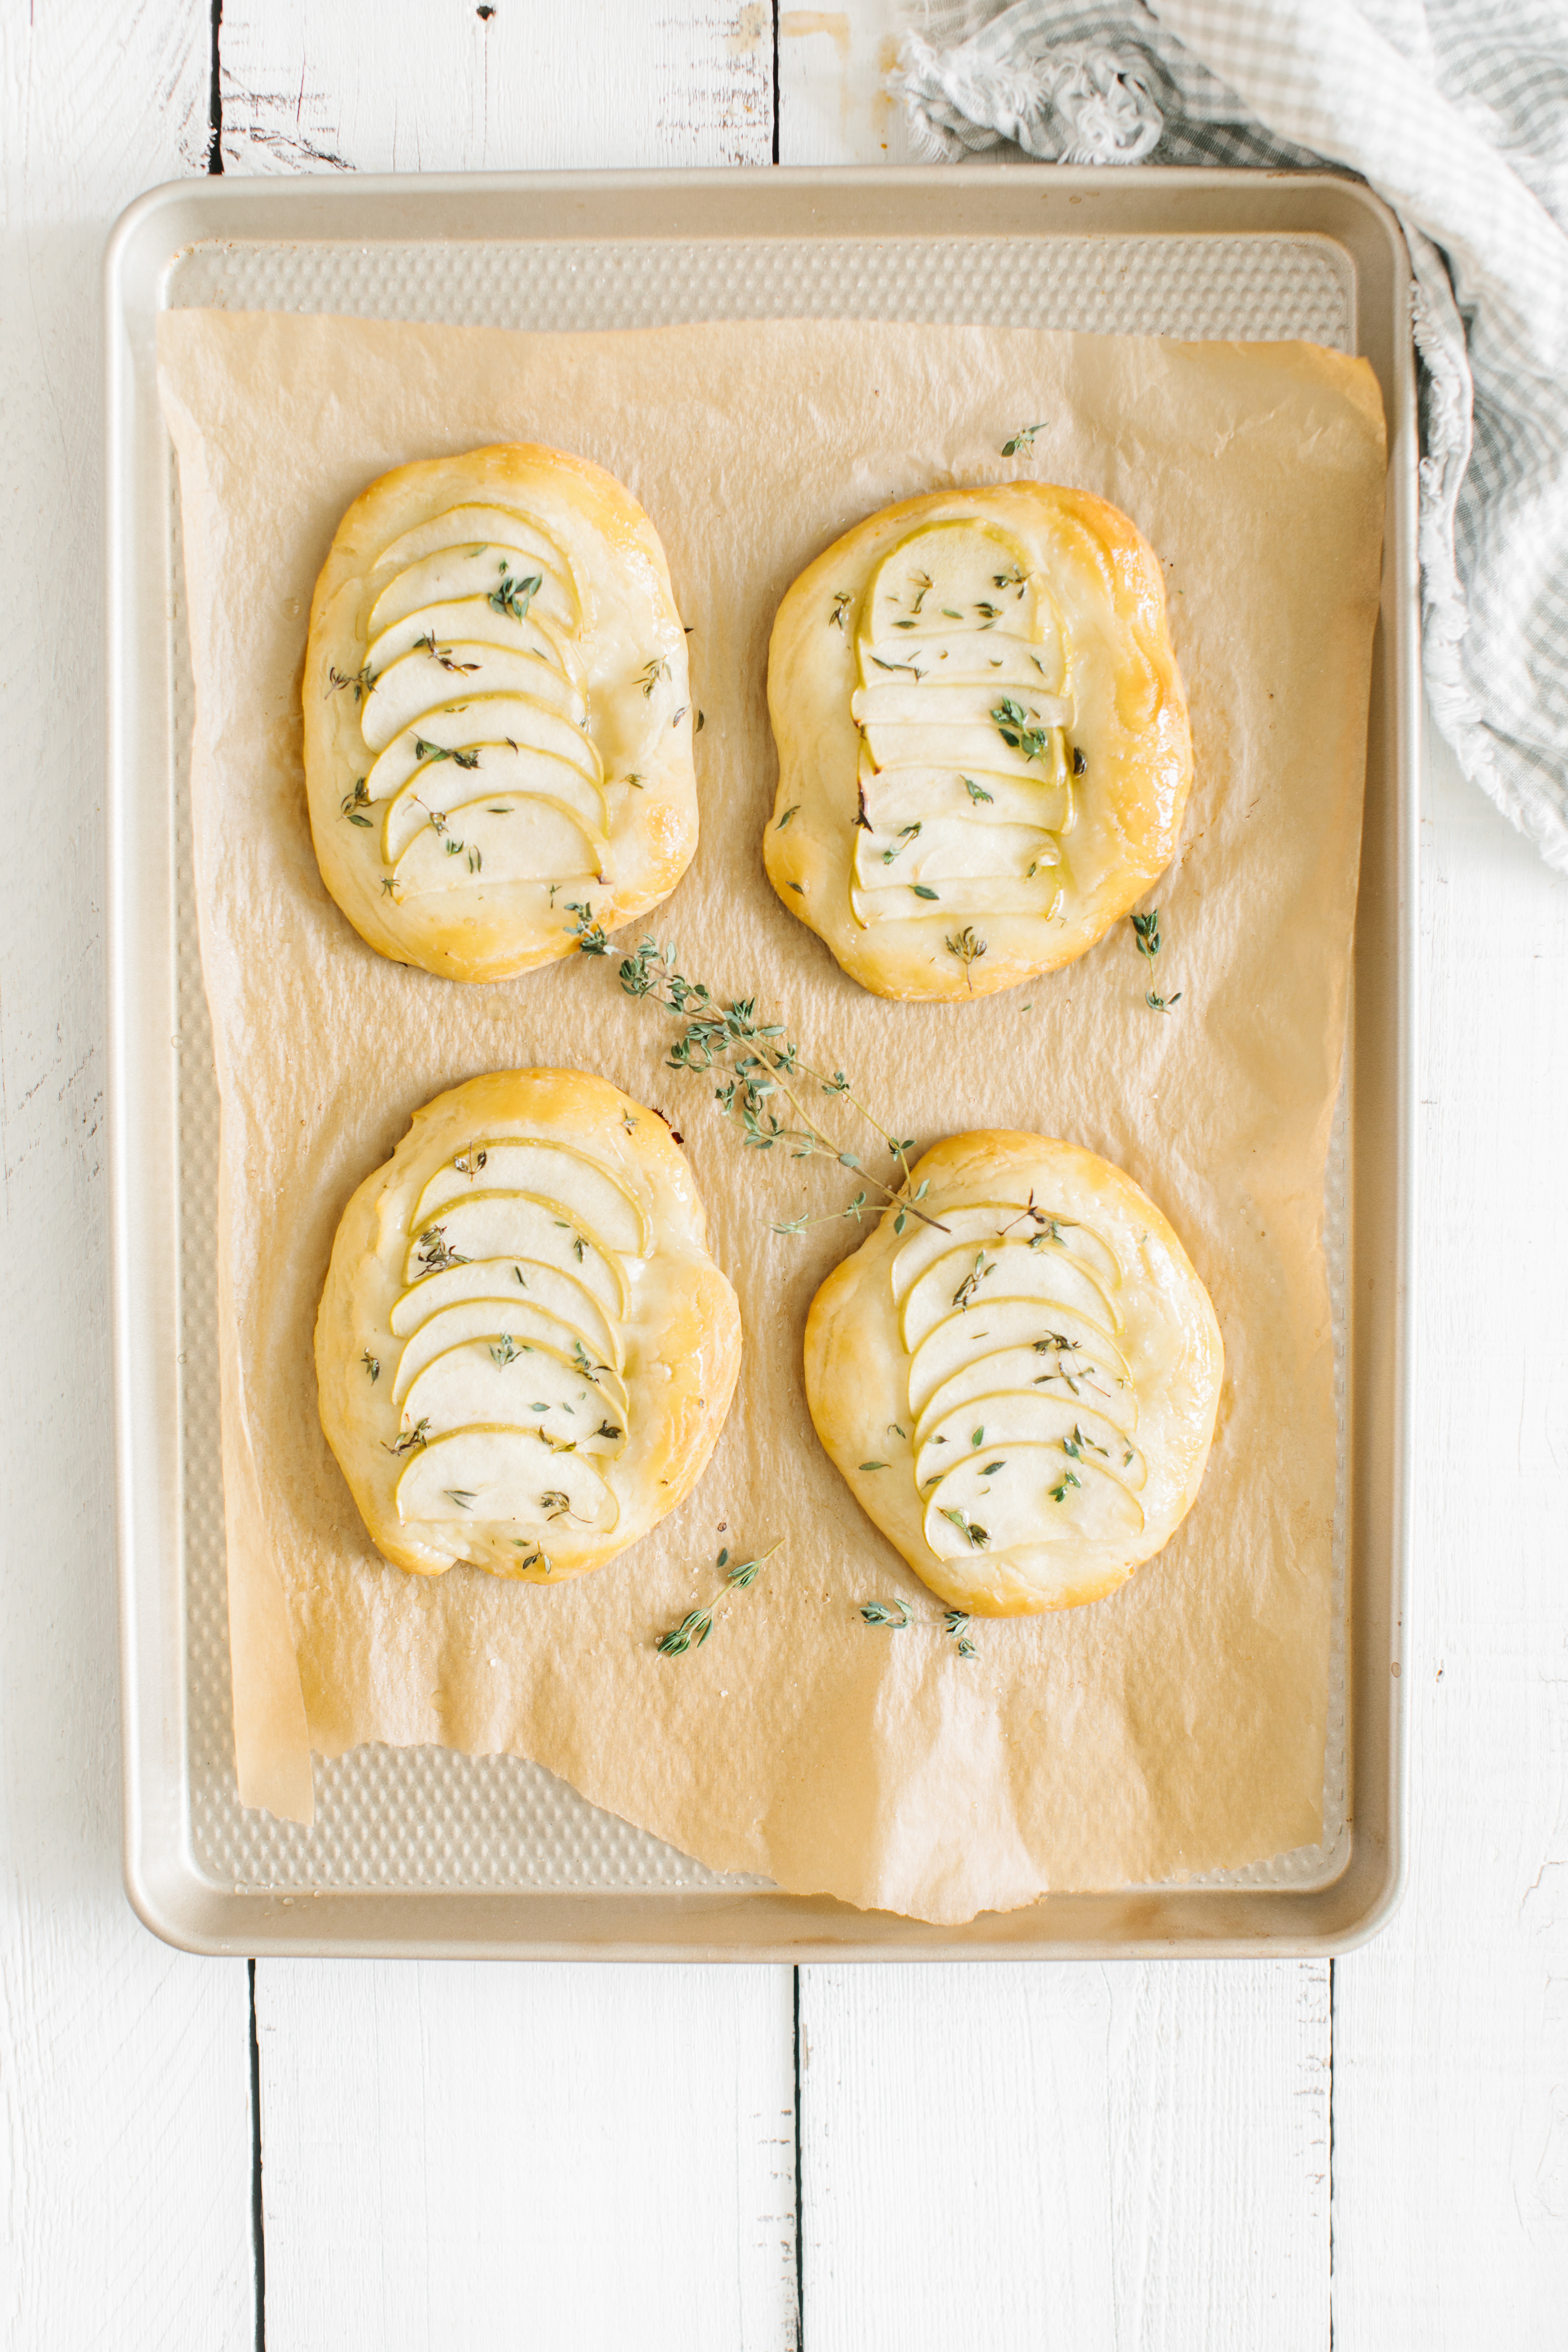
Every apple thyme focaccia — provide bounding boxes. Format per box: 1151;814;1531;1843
804;1132;1223;1615
304;443;696;983
316;1070;742;1580
764;483;1193;1001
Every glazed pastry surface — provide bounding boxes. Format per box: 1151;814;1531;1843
804;1132;1223;1614
316;1069;741;1580
765;483;1192;1000
305;444;695;982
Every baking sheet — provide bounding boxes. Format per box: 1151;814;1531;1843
108;168;1415;1956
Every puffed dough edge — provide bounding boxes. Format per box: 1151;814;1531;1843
315;1068;742;1581
803;1131;1224;1614
765;481;1192;1002
304;443;697;984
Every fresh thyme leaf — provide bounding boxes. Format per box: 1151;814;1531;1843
980;1460;1005;1476
340;778;372;820
910;570;933;613
639;656;671;698
361;1351;380;1382
870;654;922;678
1048;1470;1084;1502
911;884;939;901
328;662;373;702
953;1251;992;1311
971;1427;984;1448
595;1422;622;1441
859;1461;890;1473
860;1601;910;1629
830;591;853;629
945;926;987;985
892;619;918;629
1131;908;1181;1012
380;876;397;895
489;1335;521;1366
540;1489;572;1519
655;1536;782;1653
414;1225;468;1274
1072;745;1087;776
776;804;801;831
939;1506;989;1550
943;1609;977;1658
445;1488;476;1508
564;901;610;956
881;822;921;865
961;776;994;805
489;568;541;622
992;698;1052;762
624;772;644;789
1001;422;1046;457
384;1418;431;1456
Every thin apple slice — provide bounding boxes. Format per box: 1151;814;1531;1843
403;1193;627;1318
391;1298;628;1409
381;745;607;862
368;598;582;680
365;695;602;802
914;1393;1144;1494
416;1141;650;1258
854;817;1058;892
362;643;586;751
848;874;1067;928
395;1427;618;1534
921;1443;1144;1557
858;761;1072;837
891;1203;1123;1301
373;502;577;593
391;798;603;896
906;1296;1125;1419
851;683;1070;730
859;719;1064;780
865;520;1038;642
902;1239;1122;1355
369;542;577;639
399;1338;626;1457
858;632;1060;689
389;1256;621;1368
914;1340;1137;1442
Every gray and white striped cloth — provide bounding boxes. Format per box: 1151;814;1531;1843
895;0;1568;870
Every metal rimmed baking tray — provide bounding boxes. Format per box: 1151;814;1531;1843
107;167;1416;1959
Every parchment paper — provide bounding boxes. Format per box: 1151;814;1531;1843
158;310;1385;1925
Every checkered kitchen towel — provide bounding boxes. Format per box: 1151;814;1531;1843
896;0;1568;869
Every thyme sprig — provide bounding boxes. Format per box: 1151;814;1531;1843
608;934;949;1240
1002;422;1047;457
489;569;541;622
945;925;987;988
1130;907;1182;1013
992;698;1052;763
655;1538;783;1656
859;1600;910;1629
944;1609;977;1659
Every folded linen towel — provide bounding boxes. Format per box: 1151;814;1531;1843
896;0;1568;869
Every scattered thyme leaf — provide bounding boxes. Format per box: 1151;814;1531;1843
445;1488;476;1509
939;1507;989;1550
992;698;1052;762
911;884;939;901
830;591;852;629
860;1601;910;1629
1001;422;1047;457
945;926;987;986
859;1461;890;1473
489;569;541;622
961;776;994;805
943;1609;977;1658
639;656;671;698
776;804;801;830
656;1537;782;1653
384;1418;431;1456
361;1351;380;1382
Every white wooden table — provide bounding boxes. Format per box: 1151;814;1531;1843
3;5;1565;2344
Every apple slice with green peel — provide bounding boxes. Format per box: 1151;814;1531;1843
864;520;1039;643
416;1141;650;1258
907;1297;1126;1419
853;817;1058;890
365;694;602;802
399;1337;627;1457
368;544;577;639
858;632;1061;690
901;1239;1122;1356
391;797;603;895
375;503;575;576
381;745;607;863
921;1442;1144;1556
891;1203;1123;1301
858;760;1072;837
368;597;582;681
391;1298;628;1411
914;1393;1144;1495
914;1340;1137;1444
849;874;1067;928
404;1193;628;1318
362;643;586;751
851;683;1070;731
395;1427;618;1533
389;1256;621;1369
859;718;1064;780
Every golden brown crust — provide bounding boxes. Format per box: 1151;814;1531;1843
304;444;696;983
804;1131;1222;1614
764;482;1192;1001
315;1069;741;1581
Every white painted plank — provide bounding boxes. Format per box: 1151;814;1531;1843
1332;716;1568;2344
219;0;774;175
777;0;917;165
800;1960;1330;2349
0;4;255;2349
256;1960;798;2352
